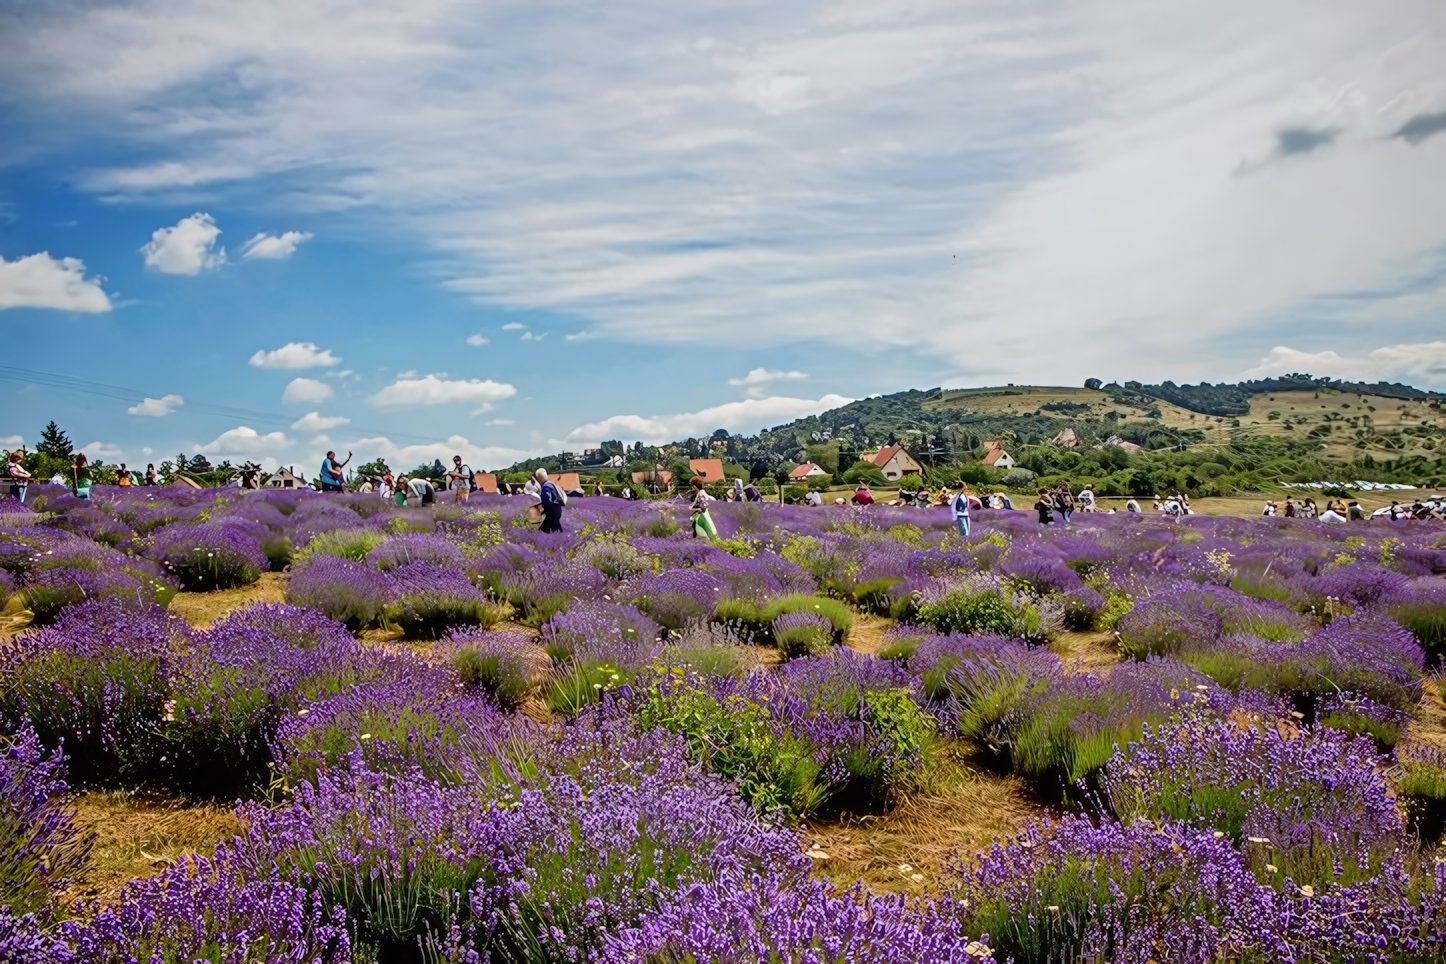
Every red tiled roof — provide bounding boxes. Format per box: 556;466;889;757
689;458;725;483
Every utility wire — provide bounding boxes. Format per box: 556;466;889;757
0;366;451;446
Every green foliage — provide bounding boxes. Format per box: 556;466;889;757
544;663;626;716
638;678;829;820
35;421;73;460
644;519;680;538
1000;468;1035;489
1388;601;1446;666
877;635;922;663
841;460;888;486
383;596;502;640
297;528;387;563
897;474;925;492
916;587;1021;637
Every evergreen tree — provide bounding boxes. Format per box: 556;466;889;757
36;421;73;459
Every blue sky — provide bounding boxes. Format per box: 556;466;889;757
2;1;1445;472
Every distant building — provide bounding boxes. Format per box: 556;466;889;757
981;442;1015;469
264;467;306;489
789;462;831;481
864;446;923;482
689;458;725;483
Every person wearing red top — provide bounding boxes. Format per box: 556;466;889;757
851;484;874;505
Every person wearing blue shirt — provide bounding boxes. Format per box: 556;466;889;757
536;468;566;532
950;482;972;539
320;450;351;492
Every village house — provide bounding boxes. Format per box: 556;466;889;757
981;442;1015;470
862;445;922;482
264;466;306;489
788;462;831;481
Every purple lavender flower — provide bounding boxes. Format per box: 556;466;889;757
0;727;93;917
146;517;269;591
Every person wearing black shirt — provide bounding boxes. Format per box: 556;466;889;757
1034;489;1054;525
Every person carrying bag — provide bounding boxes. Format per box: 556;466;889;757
689;477;717;541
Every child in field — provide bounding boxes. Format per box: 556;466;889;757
950;483;972;539
5;449;32;503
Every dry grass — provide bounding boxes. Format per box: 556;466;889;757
846;611;897;656
1411;677;1446;751
66;790;241;905
807;741;1039;894
1050;629;1120;675
168;571;287;627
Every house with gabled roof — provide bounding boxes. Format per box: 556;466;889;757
789;462;831;481
981;442;1015;469
264;466;307;489
864;446;922;482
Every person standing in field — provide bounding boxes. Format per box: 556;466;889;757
448;455;472;503
536;468;566;533
951;482;972;540
72;453;91;499
116;463;133;487
4;449;32;503
689;476;717;541
1055;481;1075;524
319;450;351;492
144;463;157;486
1125;497;1141;513
1034;488;1054;526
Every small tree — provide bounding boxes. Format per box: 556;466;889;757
355;458;390;479
841;460;888;486
36;421;73;460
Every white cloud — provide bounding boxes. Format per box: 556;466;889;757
241;230;313;259
314;434;535;474
1241;342;1446;388
79;440;123;460
465;333;489;346
0;435;25;449
9;1;1446;385
140;213;225;274
484;418;516;426
196;426;290;457
519;331;546;341
127;393;183;416
142;447;153;455
291;411;351;432
729;367;808;398
565;393;853;447
282;377;334;404
0;252;112;312
372;374;517;408
501;323;526;331
249;341;340;369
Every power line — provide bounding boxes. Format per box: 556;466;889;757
0;366;450;446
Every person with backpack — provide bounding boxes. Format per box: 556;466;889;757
950;482;972;539
536;468;566;532
72;453;92;499
448;455;473;503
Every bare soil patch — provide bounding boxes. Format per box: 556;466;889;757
807;742;1039;894
846;611;897;656
168;571;287;627
67;791;241;905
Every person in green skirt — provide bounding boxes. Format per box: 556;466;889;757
689;476;717;541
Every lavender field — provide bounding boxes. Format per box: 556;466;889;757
2;482;1446;963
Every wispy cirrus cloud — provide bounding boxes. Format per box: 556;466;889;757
290;411;351;432
2;0;1444;389
241;230;312;259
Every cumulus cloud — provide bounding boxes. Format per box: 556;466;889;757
1241;342;1446;388
465;333;489;346
79;440;124;460
282;377;334;404
371;374;517;408
250;341;341;369
313;434;534;473
729;367;808;398
196;426;290;457
140;213;225;274
0;435;23;449
0;252;112;312
290;411;351;432
501;323;526;331
241;230;313;259
127;393;183;416
565;393;852;448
